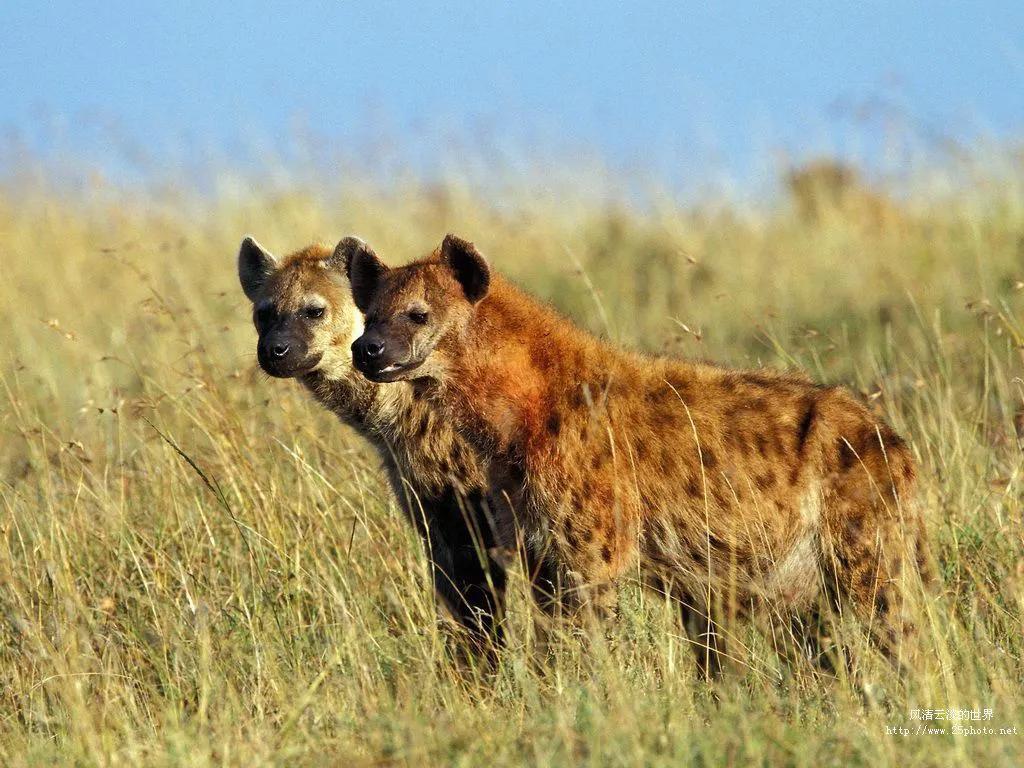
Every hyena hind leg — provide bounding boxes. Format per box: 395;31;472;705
824;510;926;674
646;577;734;680
783;605;845;677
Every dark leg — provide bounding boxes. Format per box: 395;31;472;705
679;598;727;680
785;606;842;676
424;487;508;662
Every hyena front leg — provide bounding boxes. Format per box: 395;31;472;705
419;488;508;663
679;596;729;680
523;547;621;658
437;539;508;659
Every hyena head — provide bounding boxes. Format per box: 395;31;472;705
349;234;490;383
238;235;370;379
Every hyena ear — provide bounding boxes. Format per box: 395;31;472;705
440;234;490;303
328;236;370;275
343;237;389;313
238;236;278;302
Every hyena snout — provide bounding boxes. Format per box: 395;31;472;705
258;331;318;378
352;332;385;363
351;327;417;382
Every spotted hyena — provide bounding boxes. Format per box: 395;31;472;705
347;234;931;674
237;235;514;655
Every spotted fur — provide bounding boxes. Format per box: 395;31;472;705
351;234;932;673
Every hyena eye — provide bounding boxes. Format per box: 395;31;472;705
304;306;325;320
408;310;429;325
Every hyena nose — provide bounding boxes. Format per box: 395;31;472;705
270;342;290;359
363;339;384;359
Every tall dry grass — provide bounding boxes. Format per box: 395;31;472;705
0;154;1022;766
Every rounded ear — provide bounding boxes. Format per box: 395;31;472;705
440;234;490;303
238;236;278;301
327;235;370;276
344;237;389;312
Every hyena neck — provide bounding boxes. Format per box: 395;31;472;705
299;367;413;441
444;277;581;458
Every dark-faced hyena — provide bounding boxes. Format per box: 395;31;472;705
347;234;932;674
237;235;513;656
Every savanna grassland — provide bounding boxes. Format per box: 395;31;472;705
1;153;1023;766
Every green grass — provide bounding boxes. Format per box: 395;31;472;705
1;157;1022;766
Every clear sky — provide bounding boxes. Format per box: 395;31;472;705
2;1;1022;183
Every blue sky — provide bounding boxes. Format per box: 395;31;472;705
2;2;1022;183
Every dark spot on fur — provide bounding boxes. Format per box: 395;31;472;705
719;546;750;568
755;433;770;456
788;465;802;487
874;424;904;451
565;520;580;547
755;473;774;491
592;450;607;470
874;590;890;616
701;450;717;470
713;485;731;507
859;569;875;591
796;399;815;455
838;438;857;470
546;412;562;436
665;375;690;397
601;544;613;563
651;404;675;429
660;443;678;472
842;513;865;544
725;428;746;450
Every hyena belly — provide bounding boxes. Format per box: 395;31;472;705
636;476;826;611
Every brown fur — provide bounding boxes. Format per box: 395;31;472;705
351;235;932;673
237;238;513;656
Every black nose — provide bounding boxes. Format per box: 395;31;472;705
270;342;290;359
363;339;384;358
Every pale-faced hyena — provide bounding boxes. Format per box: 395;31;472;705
346;234;932;675
237;235;513;656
